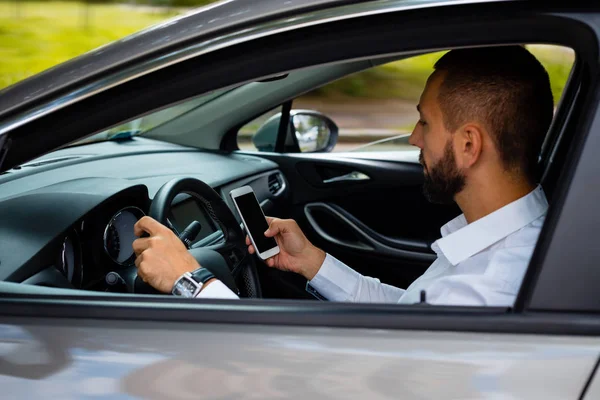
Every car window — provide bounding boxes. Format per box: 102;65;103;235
237;106;282;151
350;134;412;152
238;45;575;154
72;88;232;146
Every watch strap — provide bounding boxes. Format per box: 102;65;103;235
190;268;215;285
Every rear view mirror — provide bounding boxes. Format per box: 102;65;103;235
252;110;338;153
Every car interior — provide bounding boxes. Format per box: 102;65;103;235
0;39;580;303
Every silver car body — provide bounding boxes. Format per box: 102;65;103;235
0;318;598;399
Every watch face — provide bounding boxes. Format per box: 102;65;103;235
172;275;201;298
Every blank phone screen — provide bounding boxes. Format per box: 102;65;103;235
234;192;277;253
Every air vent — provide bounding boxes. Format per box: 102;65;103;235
268;173;284;195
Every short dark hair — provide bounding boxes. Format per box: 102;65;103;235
433;46;554;183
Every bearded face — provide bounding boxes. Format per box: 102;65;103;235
419;139;466;205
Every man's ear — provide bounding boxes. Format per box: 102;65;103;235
456;123;484;169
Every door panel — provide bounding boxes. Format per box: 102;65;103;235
247;152;459;298
303;202;435;257
0;317;596;399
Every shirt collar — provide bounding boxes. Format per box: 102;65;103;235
432;185;548;266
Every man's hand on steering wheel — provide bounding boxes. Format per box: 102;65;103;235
133;216;206;293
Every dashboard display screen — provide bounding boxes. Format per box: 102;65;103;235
169;198;216;243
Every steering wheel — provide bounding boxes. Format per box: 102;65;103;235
134;177;262;298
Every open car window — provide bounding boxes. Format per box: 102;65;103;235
237;45;575;156
0;43;577;309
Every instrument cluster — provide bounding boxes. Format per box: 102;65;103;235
54;194;148;290
53;192;216;290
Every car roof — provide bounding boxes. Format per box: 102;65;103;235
0;0;501;122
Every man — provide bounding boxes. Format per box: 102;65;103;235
132;45;553;306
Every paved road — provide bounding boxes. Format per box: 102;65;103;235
294;98;419;132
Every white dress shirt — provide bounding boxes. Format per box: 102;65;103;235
308;185;548;306
197;186;548;306
196;279;240;299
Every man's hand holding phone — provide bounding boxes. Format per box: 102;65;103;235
230;186;325;281
246;217;326;280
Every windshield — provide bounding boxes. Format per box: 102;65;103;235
72;88;231;146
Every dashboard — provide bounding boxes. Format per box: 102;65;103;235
38;189;222;290
168;195;219;245
0;137;288;292
48;186;150;290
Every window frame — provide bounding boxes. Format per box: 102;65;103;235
517;55;600;313
0;3;599;334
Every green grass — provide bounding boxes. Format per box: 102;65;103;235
527;44;575;103
0;1;180;88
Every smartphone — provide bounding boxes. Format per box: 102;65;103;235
230;186;280;259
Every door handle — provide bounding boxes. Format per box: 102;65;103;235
322;171;370;184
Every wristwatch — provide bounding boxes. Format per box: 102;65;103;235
172;268;215;298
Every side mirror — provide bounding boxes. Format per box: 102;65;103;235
252;110;339;153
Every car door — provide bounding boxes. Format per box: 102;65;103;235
0;309;597;400
1;2;600;399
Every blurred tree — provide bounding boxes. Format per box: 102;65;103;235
81;0;128;30
170;0;215;5
153;0;174;14
13;0;22;18
83;0;94;30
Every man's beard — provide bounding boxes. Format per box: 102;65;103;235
419;141;466;205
